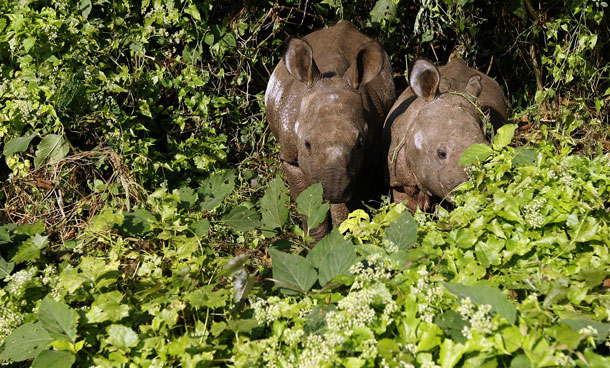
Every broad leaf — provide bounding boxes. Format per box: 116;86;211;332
190;218;210;236
370;0;397;23
115;209;154;235
232;268;255;304
221;253;249;276
34;134;70;169
493;124;517;149
384;210;417;251
459;143;493;166
296;183;329;230
3;133;38;157
38;297;79;342
0;256;14;278
32;350;75;368
306;229;346;269
269;249;317;294
562;318;610;343
443;282;517;324
86;290;129;323
260;176;289;230
318;241;357;286
11;234;48;264
222;205;260;232
178;186;198;210
198;170;235;212
513;147;538;166
107;324;139;350
0;322;53;362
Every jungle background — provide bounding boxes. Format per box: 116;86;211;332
0;0;609;367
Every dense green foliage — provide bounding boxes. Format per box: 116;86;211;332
0;0;609;367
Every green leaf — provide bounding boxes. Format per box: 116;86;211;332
384;210;417;251
513;147;538;166
178;186;198;210
318;241;357;286
32;350;75;368
493;124;517;149
370;0;397;23
306;229;347;269
562;319;610;342
222;205;260;232
190;218;210;236
232;268;255;304
34;134;70;169
198;170;235;212
38;297;79;342
443;282;517;324
79;0;92;18
0;256;15;278
11;234;48;264
296;183;329;230
3;133;38;157
459;143;493;166
115;209;154;235
186;285;229;309
260;176;289;231
86;291;129;323
221;254;248;277
0;322;53;362
107;324;139;350
23;37;36;52
269;249;317;294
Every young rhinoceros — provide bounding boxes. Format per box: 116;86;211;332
383;58;507;211
265;21;396;239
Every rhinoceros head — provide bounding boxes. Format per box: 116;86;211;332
405;58;488;199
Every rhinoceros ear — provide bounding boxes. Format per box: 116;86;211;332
465;74;482;97
345;41;384;89
409;58;440;102
284;38;320;87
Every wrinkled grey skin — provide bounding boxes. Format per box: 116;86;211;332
383;58;507;211
265;21;396;239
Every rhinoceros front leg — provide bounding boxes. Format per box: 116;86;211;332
330;203;350;228
282;161;331;241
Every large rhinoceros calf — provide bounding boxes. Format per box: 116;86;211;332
384;58;507;211
265;21;396;239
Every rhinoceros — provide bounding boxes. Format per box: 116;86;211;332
265;21;396;239
384;57;507;211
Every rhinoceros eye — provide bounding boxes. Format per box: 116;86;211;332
305;141;312;150
437;149;447;160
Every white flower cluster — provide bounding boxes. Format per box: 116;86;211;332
297;334;338;368
0;305;23;341
349;253;394;289
283;327;305;346
325;288;375;331
5;268;36;298
558;161;575;187
578;325;598;336
359;338;378;358
413;270;444;323
381;359;415;368
251;296;293;325
522;197;546;228
457;297;498;339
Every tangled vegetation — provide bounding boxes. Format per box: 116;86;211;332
0;0;609;367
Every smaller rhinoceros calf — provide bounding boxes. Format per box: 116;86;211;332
383;58;507;211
